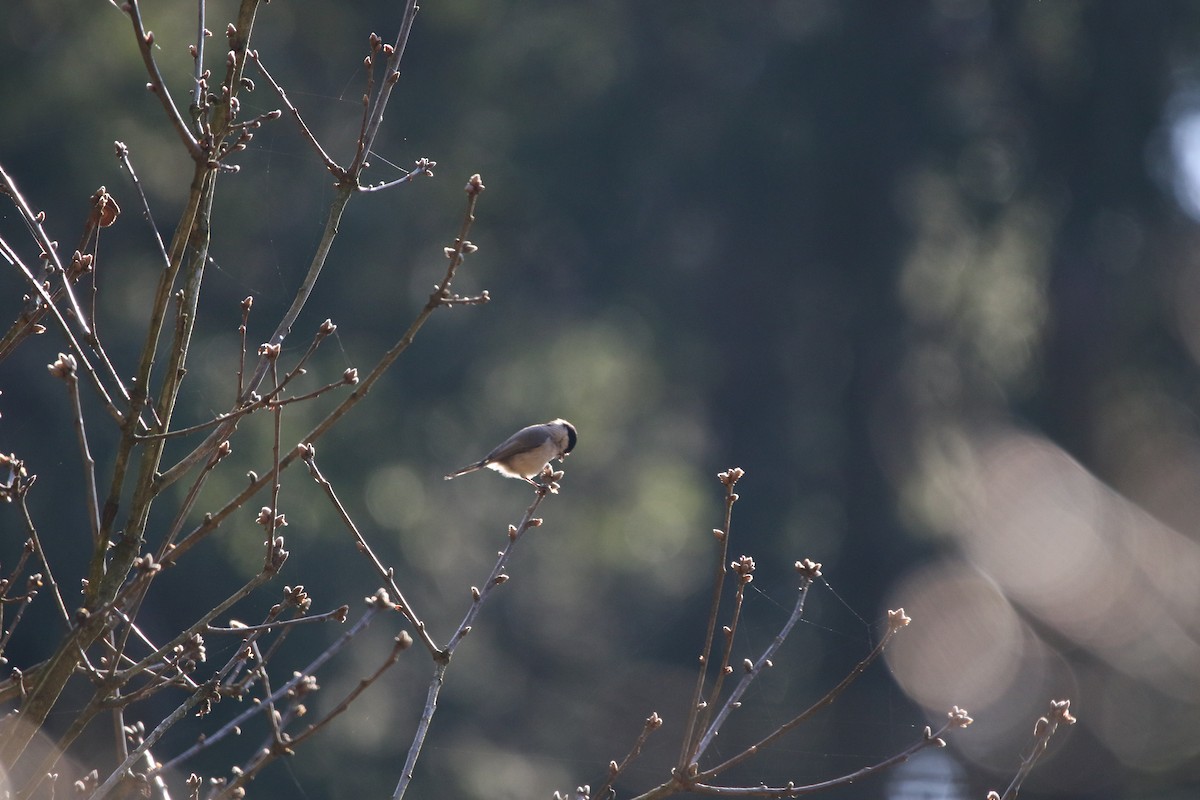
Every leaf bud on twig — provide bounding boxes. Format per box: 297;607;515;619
365;589;391;608
947;706;973;728
47;353;77;380
717;467;745;487
794;558;822;579
887;607;911;631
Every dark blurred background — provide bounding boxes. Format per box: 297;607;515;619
4;1;1200;798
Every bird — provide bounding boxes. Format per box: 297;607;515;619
444;419;577;486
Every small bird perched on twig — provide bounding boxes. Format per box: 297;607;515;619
444;419;577;486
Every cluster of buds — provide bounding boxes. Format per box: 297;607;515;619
281;584;312;613
718;467;745;488
887;607;911;632
730;555;755;584
0;453;29;503
47;352;77;380
68;250;95;280
173;633;207;673
794;558;822;580
89;186;120;228
133;553;162;574
256;506;287;530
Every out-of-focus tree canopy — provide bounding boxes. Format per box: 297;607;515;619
4;1;1200;798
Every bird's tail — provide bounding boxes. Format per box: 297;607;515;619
444;462;485;480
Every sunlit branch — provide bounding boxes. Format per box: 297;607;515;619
392;471;558;800
679;468;742;769
302;446;438;654
154;602;386;774
122;0;202;159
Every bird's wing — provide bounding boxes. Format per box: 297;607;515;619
481;425;551;464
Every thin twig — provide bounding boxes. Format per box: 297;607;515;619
115;566;280;686
697;556;754;746
0;592;36;660
394;663;446;800
352;0;421;176
138;313;337;444
122;0;203;158
154;185;352;489
58;358;102;544
237;295;252;398
191;0;207;113
301;446;438;654
20;501;71;628
0;172;92;337
157;176;488;535
679;468;742;769
115;141;170;268
690;714;971;797
95;580;298;800
692;561;823;762
267;353;284;566
0;188;121;421
248;52;341;175
154;602;385;774
994;700;1077;800
392;476;556;800
357;161;436;193
215;629;412;799
206;605;349;634
232;0;420;409
105;442;229;679
698;605;906;778
352;36;378;173
591;713;665;800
